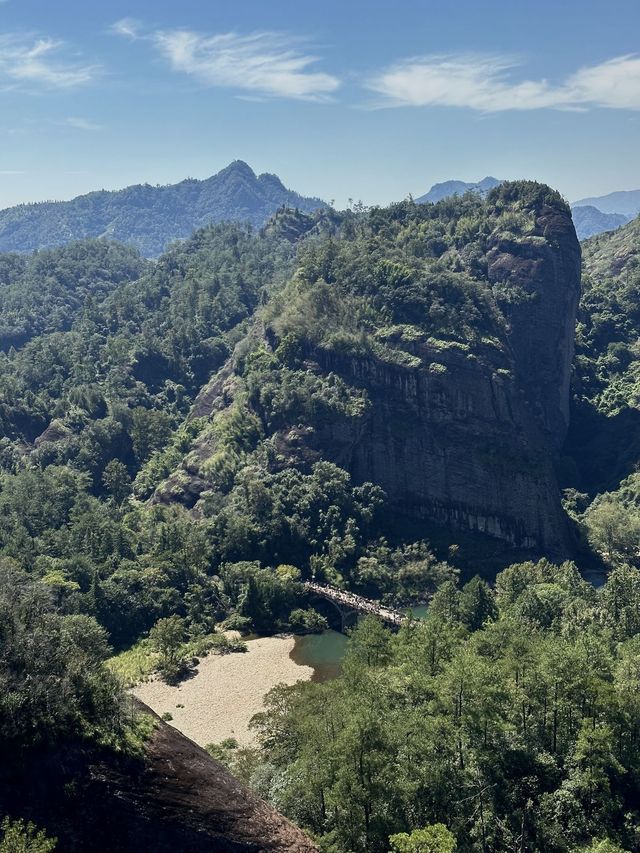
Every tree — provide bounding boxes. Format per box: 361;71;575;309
102;459;131;504
429;580;461;623
0;568;122;746
346;616;392;668
574;840;631;853
459;576;496;631
130;408;172;464
584;497;640;567
149;615;186;681
0;817;57;853
389;825;456;853
601;565;640;639
289;608;328;634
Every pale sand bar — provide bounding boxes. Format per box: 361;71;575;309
133;634;313;748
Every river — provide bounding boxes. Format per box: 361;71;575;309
290;603;429;680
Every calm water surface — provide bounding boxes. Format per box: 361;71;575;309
406;604;429;619
290;630;348;682
291;604;429;681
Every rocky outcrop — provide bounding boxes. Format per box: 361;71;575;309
488;204;581;447
280;204;578;556
157;190;580;560
33;418;73;448
0;704;318;852
299;340;570;556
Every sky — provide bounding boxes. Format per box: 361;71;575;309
1;0;639;210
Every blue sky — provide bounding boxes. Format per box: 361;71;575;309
1;0;639;209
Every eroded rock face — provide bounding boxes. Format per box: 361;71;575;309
488;204;581;447
0;706;318;853
304;341;570;557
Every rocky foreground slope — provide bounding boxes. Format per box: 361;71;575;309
0;705;318;852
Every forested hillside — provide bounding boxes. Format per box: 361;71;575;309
246;561;640;852
1;183;640;852
0;182;631;654
562;214;640;572
0;161;326;257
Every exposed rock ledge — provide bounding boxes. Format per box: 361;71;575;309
0;702;318;852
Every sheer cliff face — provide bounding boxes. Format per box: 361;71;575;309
488;203;581;448
304;341;570;556
161;187;581;558
292;205;579;556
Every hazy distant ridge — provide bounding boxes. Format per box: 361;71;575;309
571;205;631;240
416;176;502;204
573;188;640;218
0;161;327;257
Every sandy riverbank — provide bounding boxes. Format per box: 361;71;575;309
133;634;313;748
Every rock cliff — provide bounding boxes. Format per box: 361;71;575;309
300;340;570;555
488;202;581;447
155;184;581;560
0;704;318;853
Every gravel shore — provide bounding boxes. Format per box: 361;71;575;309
133;634;313;748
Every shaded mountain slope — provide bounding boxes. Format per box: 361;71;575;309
573;214;640;416
571;205;630;240
0;161;326;257
565;215;640;494
0;703;318;853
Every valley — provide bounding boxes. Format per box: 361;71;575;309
1;172;640;852
2;1;640;848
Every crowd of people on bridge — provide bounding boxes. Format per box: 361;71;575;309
305;582;404;625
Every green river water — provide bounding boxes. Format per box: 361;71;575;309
290;604;429;681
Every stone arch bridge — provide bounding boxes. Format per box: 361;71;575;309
304;581;409;632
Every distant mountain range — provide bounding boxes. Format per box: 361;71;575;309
570;205;632;241
416;176;502;204
0;161;327;257
573;189;640;218
570;189;640;240
2;162;638;254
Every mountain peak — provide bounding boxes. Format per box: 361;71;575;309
0;161;326;257
219;160;257;179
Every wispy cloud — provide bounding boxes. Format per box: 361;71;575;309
112;21;340;101
0;34;98;89
568;55;640;110
109;18;143;41
63;116;102;131
366;53;640;112
0;169;24;175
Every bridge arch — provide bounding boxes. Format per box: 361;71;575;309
305;591;359;634
304;582;408;632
